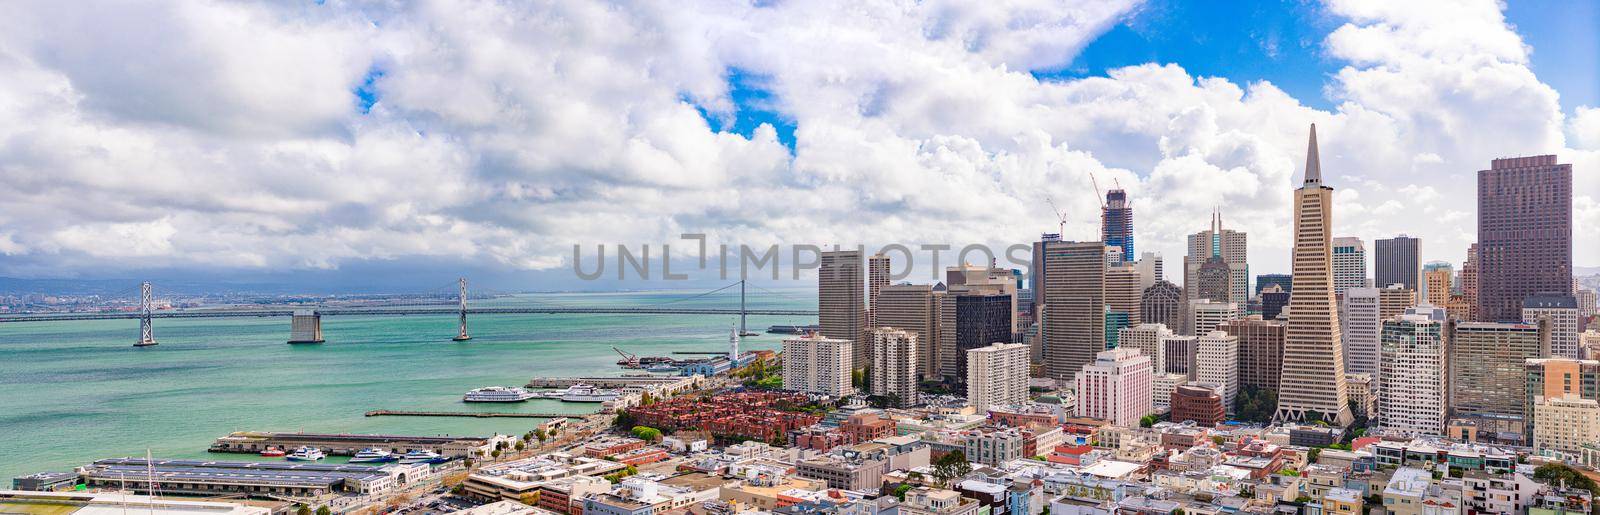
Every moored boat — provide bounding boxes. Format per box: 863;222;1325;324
463;386;538;403
397;450;445;464
559;384;621;403
285;446;325;461
349;448;397;463
259;446;286;457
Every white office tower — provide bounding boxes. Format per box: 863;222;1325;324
782;334;853;398
1378;314;1446;436
1118;323;1172;372
1161;335;1198;377
1195;331;1240;412
1524;295;1581;359
1136;252;1163;290
967;342;1027;414
1331;237;1369;295
1190;300;1240;336
1073;348;1153;427
870;328;919;407
1341;287;1381;376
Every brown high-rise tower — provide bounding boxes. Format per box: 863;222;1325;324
1477;156;1572;322
1274;124;1354;426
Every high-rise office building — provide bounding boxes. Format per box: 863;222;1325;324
1460;244;1479;322
967;342;1028;414
1448;319;1551;440
1332;237;1368;295
1531;395;1600;455
1422;262;1453;307
1135;252;1163;290
1162;335;1198;377
1577;289;1597;318
1524;295;1580;359
1257;274;1293;295
1478;155;1573;322
1141;281;1183;334
1341;287;1381;377
937;291;1012;382
1378;314;1446;436
1040;240;1107;380
1221;316;1286;391
1260;284;1290;321
946;264;1021;333
819;250;867;368
875;284;937;381
870;327;918;407
1275;124;1353;426
1106;264;1143;328
867;254;890;324
1191;300;1240;337
1118;323;1172;373
783;334;853;398
1073;348;1153;427
1375;236;1421;292
1196;331;1240;412
1185;211;1249;305
1103;189;1134;264
1378;284;1417;320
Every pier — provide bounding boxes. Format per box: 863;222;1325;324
364;410;588;418
208;431;501;457
525;376;696;389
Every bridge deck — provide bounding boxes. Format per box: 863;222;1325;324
0;307;816;323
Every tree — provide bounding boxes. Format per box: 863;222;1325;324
535;428;548;442
893;484;913;500
630;426;663;442
515;441;526;451
932;451;973;486
1533;463;1599;494
296;505;311;515
1307;448;1321;463
613;409;636;428
1140;414;1158;428
1304;410;1326;425
316;507;331;515
491;449;502;458
519;492;541;507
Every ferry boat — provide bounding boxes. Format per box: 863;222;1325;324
285;446;325;461
398;450;446;464
644;363;681;373
463;386;538;403
258;446;286;457
349;448;397;463
559;384;621;403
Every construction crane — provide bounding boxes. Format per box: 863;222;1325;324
613;346;639;368
1045;196;1068;236
1089;173;1106;209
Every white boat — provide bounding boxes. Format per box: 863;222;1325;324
559;384;621;403
463;386;537;403
349;448;397;463
285;447;325;461
398;450;446;464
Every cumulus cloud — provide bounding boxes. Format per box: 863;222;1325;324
0;0;1591;285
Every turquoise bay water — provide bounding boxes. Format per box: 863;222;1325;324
0;290;814;480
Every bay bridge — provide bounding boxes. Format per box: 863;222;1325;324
0;279;817;347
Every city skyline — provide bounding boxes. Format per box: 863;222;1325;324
0;1;1594;292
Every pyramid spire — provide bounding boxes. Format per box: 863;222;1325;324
1304;123;1321;185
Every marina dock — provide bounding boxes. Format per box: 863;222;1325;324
525;376;696;389
364;410;588;418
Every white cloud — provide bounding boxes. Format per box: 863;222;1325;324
0;0;1591;284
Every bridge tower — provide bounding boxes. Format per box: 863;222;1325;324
133;281;158;347
452;277;471;341
738;280;757;336
288;310;325;344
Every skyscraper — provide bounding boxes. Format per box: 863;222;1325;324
1332;237;1368;295
1106;263;1143;327
1220;316;1286;391
1378;314;1446;436
1378;284;1417;319
1190;300;1240;336
1256;274;1293;295
1135;252;1163;290
1141;280;1183;334
1460;244;1479;322
819;250;867;368
967;342;1028;414
938;291;1011;382
1340;287;1381;377
1102;188;1134;264
1478;155;1573;322
870;327;918;407
1523;295;1580;359
1260;284;1290;321
875;284;937;381
1162;335;1198;377
1118;323;1172;372
1196;331;1240;412
867;253;890;325
1040;240;1106;380
1184;211;1248;305
1375;236;1421;292
1275;124;1354;426
1449;319;1550;441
